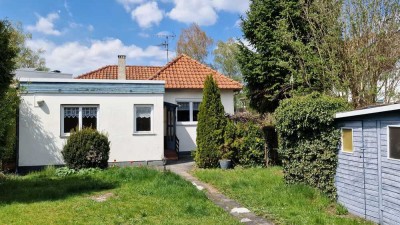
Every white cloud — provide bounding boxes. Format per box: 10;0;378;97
168;0;217;26
131;2;164;28
138;32;150;38
156;31;172;36
212;0;249;14
87;25;94;32
26;38;166;76
64;0;73;17
116;0;145;11
27;13;62;36
234;19;242;28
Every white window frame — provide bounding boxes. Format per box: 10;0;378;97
387;125;400;161
341;128;354;153
133;104;154;134
176;99;201;125
61;105;99;137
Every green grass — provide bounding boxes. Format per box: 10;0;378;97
0;167;239;225
194;167;373;225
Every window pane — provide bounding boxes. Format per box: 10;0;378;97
389;127;400;159
82;117;97;129
177;102;190;122
193;102;201;121
136;117;151;131
82;107;97;129
64;107;79;133
136;106;152;132
342;129;353;152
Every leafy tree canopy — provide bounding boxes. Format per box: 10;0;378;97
0;19;17;97
177;23;213;63
213;38;242;82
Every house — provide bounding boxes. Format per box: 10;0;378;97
15;68;73;79
335;104;400;224
17;54;242;172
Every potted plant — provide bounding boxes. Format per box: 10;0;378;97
219;143;233;169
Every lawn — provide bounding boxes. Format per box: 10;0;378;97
0;167;239;225
194;167;373;225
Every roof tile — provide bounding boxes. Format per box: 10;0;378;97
76;54;242;90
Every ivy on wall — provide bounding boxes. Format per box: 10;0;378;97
274;93;350;199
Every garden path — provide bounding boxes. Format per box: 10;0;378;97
166;159;274;225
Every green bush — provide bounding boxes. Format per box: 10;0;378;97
0;87;20;164
223;119;265;167
195;75;227;168
62;128;110;169
274;93;350;199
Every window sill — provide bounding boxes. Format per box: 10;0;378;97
341;150;353;154
132;132;157;136
177;122;198;126
60;134;70;138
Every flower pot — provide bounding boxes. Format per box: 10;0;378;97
219;159;232;169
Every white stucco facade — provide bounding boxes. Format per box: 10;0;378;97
164;89;235;152
18;79;165;167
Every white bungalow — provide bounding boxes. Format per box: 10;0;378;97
17;54;242;172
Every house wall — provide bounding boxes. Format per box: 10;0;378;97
19;93;164;167
164;89;235;152
336;113;400;224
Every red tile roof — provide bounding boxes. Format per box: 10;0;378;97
77;65;162;80
76;54;242;90
149;54;242;90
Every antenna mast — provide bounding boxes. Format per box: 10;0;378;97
157;33;175;62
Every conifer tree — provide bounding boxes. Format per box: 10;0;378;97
195;75;226;168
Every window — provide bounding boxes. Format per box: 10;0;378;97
177;101;201;122
341;128;353;153
134;105;153;133
388;126;400;160
177;102;190;122
62;106;98;136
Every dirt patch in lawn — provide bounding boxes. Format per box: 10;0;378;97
90;192;114;202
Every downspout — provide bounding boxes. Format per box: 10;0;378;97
15;104;19;174
15;83;20;174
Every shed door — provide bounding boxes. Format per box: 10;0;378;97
336;121;367;217
379;121;400;225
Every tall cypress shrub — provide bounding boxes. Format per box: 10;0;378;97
195;75;226;168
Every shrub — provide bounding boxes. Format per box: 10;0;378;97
223;119;265;167
195;75;227;168
62;128;110;169
0;87;20;164
274;93;350;199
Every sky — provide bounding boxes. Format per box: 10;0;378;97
0;0;249;76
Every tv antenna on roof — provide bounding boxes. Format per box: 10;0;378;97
157;33;176;63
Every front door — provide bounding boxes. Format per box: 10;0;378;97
165;102;177;150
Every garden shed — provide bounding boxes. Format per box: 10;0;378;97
335;104;400;224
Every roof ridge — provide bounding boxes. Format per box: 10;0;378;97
126;65;163;68
76;65;115;79
149;54;185;80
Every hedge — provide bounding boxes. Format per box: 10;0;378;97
274;93;350;199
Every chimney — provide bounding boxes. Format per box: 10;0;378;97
117;55;126;80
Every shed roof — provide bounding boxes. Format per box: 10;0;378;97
335;103;400;118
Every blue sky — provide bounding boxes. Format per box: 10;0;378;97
0;0;248;75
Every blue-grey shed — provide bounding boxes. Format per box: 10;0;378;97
335;104;400;225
